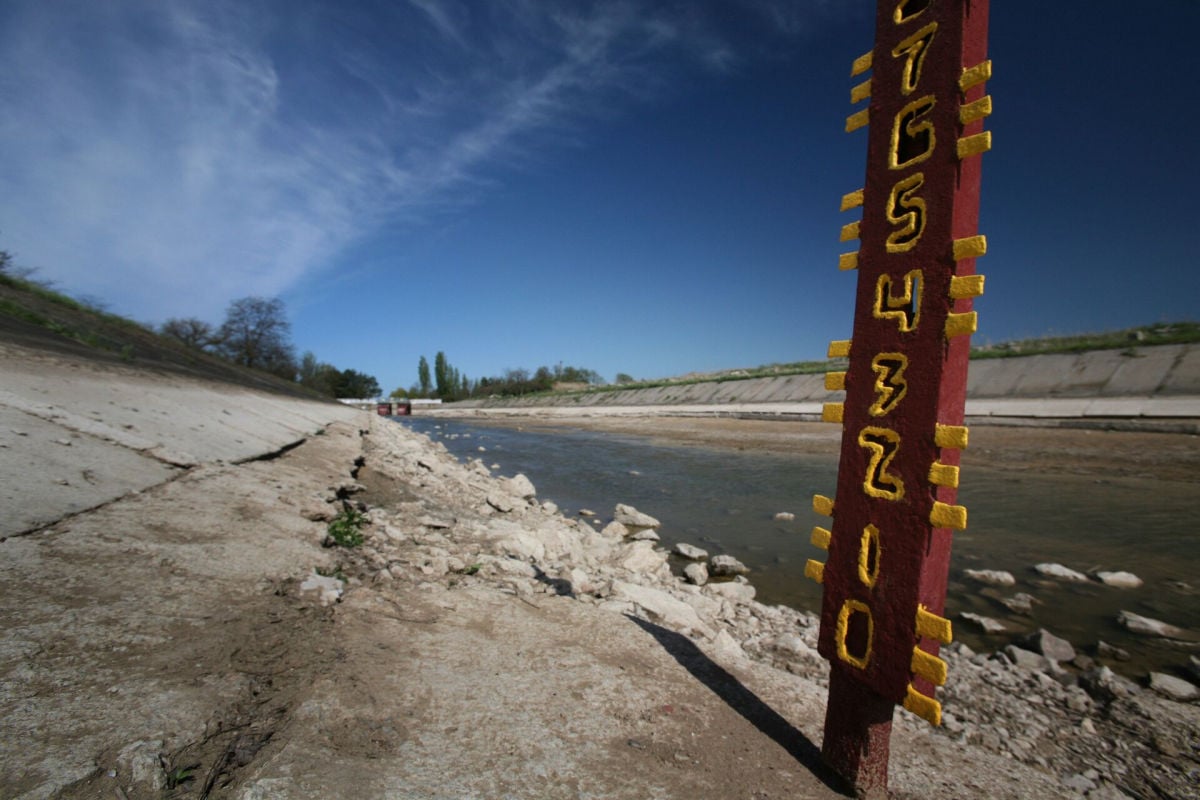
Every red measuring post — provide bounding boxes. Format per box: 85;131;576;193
804;1;992;796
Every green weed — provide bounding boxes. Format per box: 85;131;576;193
326;509;366;548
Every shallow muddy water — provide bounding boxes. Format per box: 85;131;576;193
396;417;1199;679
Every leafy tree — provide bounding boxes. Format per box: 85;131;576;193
161;317;219;351
417;356;431;396
217;296;296;378
389;386;410;399
615;372;636;384
335;369;381;398
434;351;450;399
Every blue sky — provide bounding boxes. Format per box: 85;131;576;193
1;1;1197;393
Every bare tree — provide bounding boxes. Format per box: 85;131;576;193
217;296;296;378
161;317;219;350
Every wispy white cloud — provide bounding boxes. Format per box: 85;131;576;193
0;0;832;323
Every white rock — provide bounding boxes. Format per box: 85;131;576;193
600;520;630;538
116;740;166;792
674;542;709;560
1034;563;1090;582
1022;628;1076;662
299;573;343;606
1148;672;1199;701
709;554;750;577
541;500;559;514
493;531;545;562
683;562;709;586
614;541;668;575
707;579;756;604
611;580;714;638
1000;592;1038;615
1004;645;1054;672
613;503;661;529
1095;571;1143;589
773;512;796;521
1118;610;1192;639
710;629;747;662
504;473;537;499
964;569;1016;587
774;633;816;657
960;612;1006;634
629;529;661;542
485;492;516;513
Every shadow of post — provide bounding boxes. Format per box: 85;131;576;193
626;615;851;796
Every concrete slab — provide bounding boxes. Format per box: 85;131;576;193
1161;346;1200;394
1102;345;1180;396
965;358;1024;398
1009;353;1082;396
0;406;178;536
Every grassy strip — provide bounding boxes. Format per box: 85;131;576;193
970;322;1198;359
496;321;1198;401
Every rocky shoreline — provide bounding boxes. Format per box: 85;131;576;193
323;417;1198;799
3;360;1196;798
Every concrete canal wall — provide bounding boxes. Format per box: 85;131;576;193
435;344;1200;426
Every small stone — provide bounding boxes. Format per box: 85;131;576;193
1095;570;1143;589
485;493;515;513
1148;672;1199;701
1096;641;1131;661
707;579;756;603
578;509;596;517
709;554;750;577
298;572;343;606
1034;563;1090;582
1151;731;1182;758
960;612;1006;634
1079;717;1097;735
600;521;630;538
773;511;795;521
613;503;661;529
1080;666;1139;701
1062;773;1096;794
674;542;709;560
774;633;813;657
1000;592;1039;615
1118;610;1192;639
629;528;660;542
1004;645;1053;672
683;562;709;586
1071;654;1095;671
1022;628;1076;662
964;569;1016;587
299;498;336;522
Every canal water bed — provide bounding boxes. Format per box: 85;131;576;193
396;417;1199;680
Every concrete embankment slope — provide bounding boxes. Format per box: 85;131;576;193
0;340;362;537
437;344;1200;428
